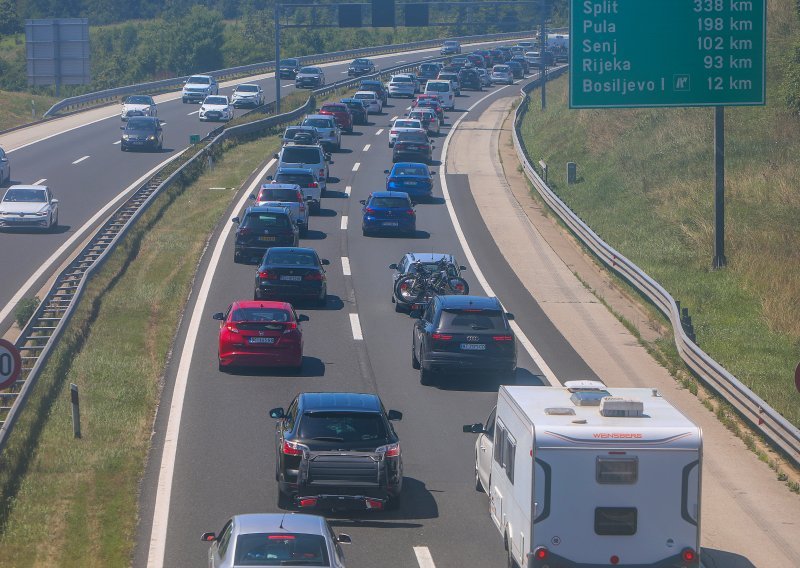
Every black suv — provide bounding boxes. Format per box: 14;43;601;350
232;206;299;263
458;68;482;91
279;58;301;79
411;295;517;385
270;392;404;511
359;79;388;105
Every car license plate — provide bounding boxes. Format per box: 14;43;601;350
249;337;275;344
280;275;303;281
259;236;276;241
460;343;486;351
382;221;399;227
404;181;418;186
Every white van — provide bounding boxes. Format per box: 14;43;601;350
424;80;455;111
464;382;702;568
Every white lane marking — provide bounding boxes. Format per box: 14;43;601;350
414;546;436;568
341;70;349;74
0;150;188;327
113;140;121;145
282;84;293;88
437;83;559;386
187;110;199;116
340;216;348;230
146;158;278;567
397;60;406;63
341;256;351;276
349;313;363;340
390;116;399;121
72;155;90;164
352;162;360;172
362;144;371;152
344;185;352;197
32;178;47;185
375;129;384;136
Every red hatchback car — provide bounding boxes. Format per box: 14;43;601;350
319;103;353;133
213;300;308;372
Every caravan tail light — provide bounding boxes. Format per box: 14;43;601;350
532;547;548;560
682;548;698;564
610;556;620;565
298;497;318;508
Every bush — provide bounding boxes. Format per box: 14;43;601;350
15;297;40;329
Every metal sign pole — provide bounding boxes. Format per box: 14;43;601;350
540;1;546;110
713;106;727;268
275;2;282;115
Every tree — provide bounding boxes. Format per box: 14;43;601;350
0;0;20;34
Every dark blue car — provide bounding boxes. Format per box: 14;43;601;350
384;162;434;202
360;191;416;236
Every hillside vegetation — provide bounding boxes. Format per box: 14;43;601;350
519;0;800;428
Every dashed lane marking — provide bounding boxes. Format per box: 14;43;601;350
376;129;384;135
113;140;121;145
349;313;363;340
390;116;399;121
187;110;199;116
340;216;348;230
72;155;90;164
345;185;352;196
32;178;47;185
352;162;360;172
414;546;436;568
363;144;371;151
341;256;351;276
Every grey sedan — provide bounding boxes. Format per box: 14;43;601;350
202;513;351;567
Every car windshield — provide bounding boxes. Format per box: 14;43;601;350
494;66;509;72
300;67;320;74
242;212;290;229
126;96;152;104
392;76;412;83
426;82;448;92
126;118;155;130
233;533;330;567
408;112;428;121
265;250;318;266
282;147;322;164
370;197;410;208
275;173;315;185
397;132;428;143
259;187;300;202
237;85;259;92
299;412;388;442
393;165;428;176
420;64;439;73
204;97;227;105
439;309;506;330
303;118;333;129
188;76;210;84
231;308;291;322
3;188;47;203
444;41;458;46
354;59;369;65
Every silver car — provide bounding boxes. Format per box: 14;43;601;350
0;147;9;186
202;513;351;568
0;185;59;231
120;94;156;121
387;74;416;98
295;66;326;88
301;114;341;151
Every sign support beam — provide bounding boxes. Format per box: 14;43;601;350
713;106;727;269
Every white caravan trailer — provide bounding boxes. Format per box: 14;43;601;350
464;382;702;568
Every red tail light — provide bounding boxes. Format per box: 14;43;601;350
533;547;548;560
238;228;250;236
282;440;306;456
259;270;277;280
493;335;514;341
365;207;376;214
405;209;415;216
610;556;620;565
226;324;239;333
304;272;323;280
282;322;298;334
309;182;318;188
377;442;401;457
682;548;698;563
431;333;453;340
390;130;398;135
364;498;384;510
298;497;318;508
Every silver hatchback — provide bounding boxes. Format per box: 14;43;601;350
202;513;351;568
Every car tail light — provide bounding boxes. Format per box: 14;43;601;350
259;270;277;280
682;548;698;564
226;324;239;334
365;498;384;510
365;207;376;214
533;547;548;560
237;228;250;236
493;335;514;341
298;497;318;508
610;556;620;565
390;130;398;135
304;272;323;281
405;209;415;216
269;534;296;540
308;182;318;188
377;442;401;457
431;333;453;340
282;439;307;456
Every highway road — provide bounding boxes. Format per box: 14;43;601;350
0;38;515;334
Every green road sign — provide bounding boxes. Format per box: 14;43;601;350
569;0;765;108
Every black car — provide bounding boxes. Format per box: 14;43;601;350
359;79;388;105
120;117;163;152
496;46;514;61
411;295;517;385
458;68;482;91
418;62;442;84
270;392;404;511
339;98;368;125
507;59;525;79
254;247;329;304
510;55;530;74
279;58;301;79
348;58;376;77
233;206;299;263
392;131;434;164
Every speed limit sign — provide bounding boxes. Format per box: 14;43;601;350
0;339;22;391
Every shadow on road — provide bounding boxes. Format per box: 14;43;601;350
700;549;757;568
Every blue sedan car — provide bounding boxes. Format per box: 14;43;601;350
360;191;416;236
384;162;434;202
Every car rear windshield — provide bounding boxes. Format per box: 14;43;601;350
265;250;318;266
410;262;457;277
393;164;428;176
426;82;449;92
281;59;299;66
302;118;333;129
396;132;428;143
299;412;387;442
204;96;227;105
237;85;259;92
439;309;506;330
370;197;410;208
3;188;47;203
231;307;291;322
188;76;211;84
354;93;375;100
281;147;322;164
394;120;421;129
276;173;315;185
420;64;439;72
233;533;330;566
284;127;315;139
408;112;429;121
259;187;300;202
242;213;291;229
493;66;510;72
391;76;412;83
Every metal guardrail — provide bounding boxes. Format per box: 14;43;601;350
0;51;445;455
511;69;800;467
43;29;539;117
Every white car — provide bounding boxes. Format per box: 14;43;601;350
525;51;542;66
388;118;424;147
199;95;233;122
387;75;416;98
182;75;219;103
0;185;58;231
0;147;10;186
407;109;440;135
353;90;383;114
231;83;264;108
423;80;455;111
476;68;492;87
491;65;514;85
120;95;157;121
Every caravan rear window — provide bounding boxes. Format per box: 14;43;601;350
596;457;638;484
595;507;637;536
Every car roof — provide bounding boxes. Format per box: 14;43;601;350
404;252;456;263
276;167;315;174
233;300;294;311
265;246;317;255
245;205;291;215
370;191;411;199
261;183;301;191
437;295;501;309
6;184;47;191
299;392;382;413
233;513;325;535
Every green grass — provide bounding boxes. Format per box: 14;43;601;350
0;90;59;131
518;0;800;428
0;132;281;566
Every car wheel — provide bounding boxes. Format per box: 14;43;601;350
420;364;434;386
50;212;58;231
411;345;420;369
233;252;242;264
316;291;327;307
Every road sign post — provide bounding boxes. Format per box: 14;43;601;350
0;339;22;391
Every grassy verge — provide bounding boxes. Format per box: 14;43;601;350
0;133;281;566
518;1;800;429
0;90;59;132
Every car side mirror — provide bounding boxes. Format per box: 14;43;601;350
459;265;467;271
297;314;310;322
266;175;273;180
387;409;403;421
328;160;335;165
409;309;423;319
249;194;256;200
120;126;124;130
463;423;486;434
505;312;515;321
336;534;352;545
384;170;390;174
269;407;285;419
430;172;436;176
273;153;279;159
232;216;240;224
201;532;216;542
51;198;59;204
320;258;330;265
212;312;224;321
388;263;398;270
359;199;366;205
